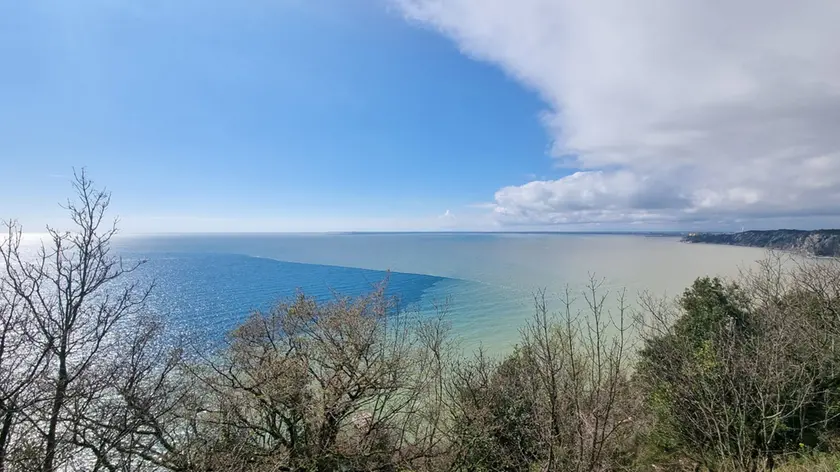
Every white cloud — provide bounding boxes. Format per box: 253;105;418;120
437;209;457;228
397;0;840;227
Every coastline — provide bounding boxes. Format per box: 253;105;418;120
682;229;840;257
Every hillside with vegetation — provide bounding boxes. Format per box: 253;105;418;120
683;229;840;256
4;175;840;471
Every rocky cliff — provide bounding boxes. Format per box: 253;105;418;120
682;230;840;257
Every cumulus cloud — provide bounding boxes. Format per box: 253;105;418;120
397;0;840;227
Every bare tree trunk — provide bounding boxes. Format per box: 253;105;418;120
0;403;13;472
43;351;68;472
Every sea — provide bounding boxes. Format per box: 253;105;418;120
106;233;768;353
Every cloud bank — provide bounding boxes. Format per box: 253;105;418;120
397;0;840;227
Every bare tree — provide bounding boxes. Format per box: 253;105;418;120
152;287;455;472
0;170;151;471
0;267;51;471
448;277;640;472
57;314;191;472
524;278;638;471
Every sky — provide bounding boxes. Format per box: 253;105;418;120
2;0;839;233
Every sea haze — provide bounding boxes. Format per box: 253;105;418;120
115;233;768;351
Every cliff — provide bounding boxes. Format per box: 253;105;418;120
682;229;840;257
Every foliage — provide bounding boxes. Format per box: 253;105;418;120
637;257;840;471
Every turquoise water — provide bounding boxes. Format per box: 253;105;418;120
111;233;769;351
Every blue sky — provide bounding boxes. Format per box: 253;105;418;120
2;0;556;232
3;0;839;232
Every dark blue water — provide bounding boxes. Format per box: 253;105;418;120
124;251;447;335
